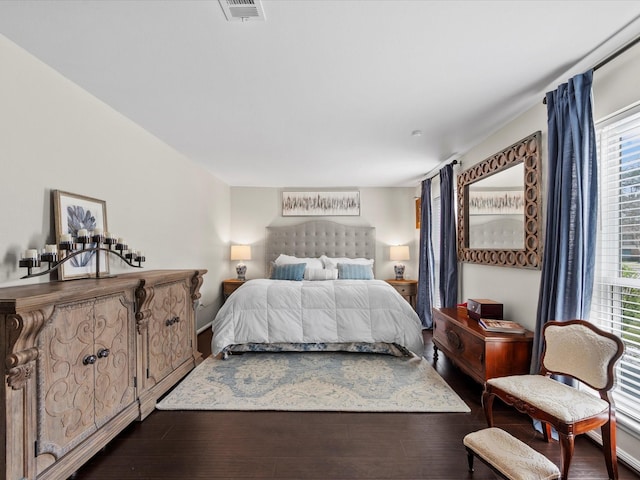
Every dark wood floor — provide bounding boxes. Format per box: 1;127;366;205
71;330;640;479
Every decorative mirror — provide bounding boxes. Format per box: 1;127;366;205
457;131;542;269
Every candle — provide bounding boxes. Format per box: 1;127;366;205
117;237;126;244
105;232;116;240
23;249;38;259
92;227;103;236
60;234;72;243
44;244;58;253
77;229;88;237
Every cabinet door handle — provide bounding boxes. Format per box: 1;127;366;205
83;354;97;366
173;316;180;323
97;348;110;358
166;316;180;326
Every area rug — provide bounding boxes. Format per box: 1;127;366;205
156;352;470;413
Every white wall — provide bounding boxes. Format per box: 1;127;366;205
230;187;419;281
0;35;231;329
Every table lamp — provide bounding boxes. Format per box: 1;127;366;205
390;245;410;280
230;245;251;280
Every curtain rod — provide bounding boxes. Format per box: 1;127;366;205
424;159;459;181
543;34;640;104
592;34;640;71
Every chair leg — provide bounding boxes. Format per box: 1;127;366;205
601;418;619;480
542;422;553;443
465;447;475;473
482;390;495;427
558;433;575;480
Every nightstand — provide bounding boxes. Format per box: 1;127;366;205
222;278;246;302
385;279;418;310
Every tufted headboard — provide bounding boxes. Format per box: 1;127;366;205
265;220;376;276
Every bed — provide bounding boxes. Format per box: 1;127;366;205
211;220;424;358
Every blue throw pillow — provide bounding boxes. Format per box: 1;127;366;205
270;263;307;281
337;263;374;280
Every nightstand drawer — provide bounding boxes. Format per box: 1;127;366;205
385;279;418;311
222;279;246;302
394;284;417;296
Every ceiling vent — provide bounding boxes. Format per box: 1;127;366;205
218;0;266;22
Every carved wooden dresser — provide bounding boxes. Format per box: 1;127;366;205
0;269;206;480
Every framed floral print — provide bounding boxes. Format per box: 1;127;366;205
53;190;109;280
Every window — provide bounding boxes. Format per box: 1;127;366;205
591;103;640;433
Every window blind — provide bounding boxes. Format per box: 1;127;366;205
592;104;640;429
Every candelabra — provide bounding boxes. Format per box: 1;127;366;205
19;229;145;280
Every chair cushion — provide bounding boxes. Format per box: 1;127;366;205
487;375;609;423
464;427;560;480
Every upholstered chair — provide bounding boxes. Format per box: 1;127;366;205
482;320;625;480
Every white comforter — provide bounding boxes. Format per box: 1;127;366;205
211;279;424;356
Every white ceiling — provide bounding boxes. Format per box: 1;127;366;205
2;1;640;187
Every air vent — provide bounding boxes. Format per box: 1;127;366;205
218;0;266;22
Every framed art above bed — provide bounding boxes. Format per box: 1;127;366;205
281;191;360;216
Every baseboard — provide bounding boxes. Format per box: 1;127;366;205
197;321;212;334
586;430;640;475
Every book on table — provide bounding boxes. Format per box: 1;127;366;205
479;318;527;334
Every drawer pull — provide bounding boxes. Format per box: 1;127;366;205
83;354;97;366
97;348;110;359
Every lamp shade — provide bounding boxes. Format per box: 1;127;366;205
389;245;410;262
230;245;251;261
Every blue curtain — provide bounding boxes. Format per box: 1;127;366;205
416;178;436;328
532;70;598;371
439;164;458;308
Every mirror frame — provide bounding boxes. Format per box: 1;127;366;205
457;131;542;269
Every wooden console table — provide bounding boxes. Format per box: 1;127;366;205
0;269;206;480
432;307;533;384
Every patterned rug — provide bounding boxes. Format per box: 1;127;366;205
156;352;470;413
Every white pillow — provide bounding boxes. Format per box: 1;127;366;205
320;255;374;270
274;254;324;270
304;268;339;281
